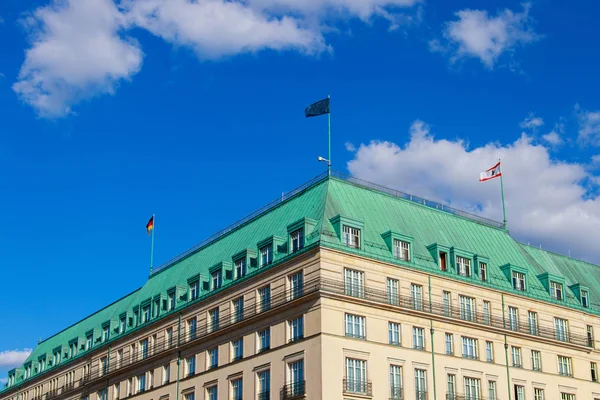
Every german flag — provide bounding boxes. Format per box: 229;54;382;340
146;215;154;235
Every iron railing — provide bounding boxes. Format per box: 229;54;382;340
446;395;494;400
257;391;270;400
390;386;404;399
416;390;428;400
280;381;305;399
343;379;373;396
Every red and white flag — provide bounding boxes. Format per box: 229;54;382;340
479;161;502;182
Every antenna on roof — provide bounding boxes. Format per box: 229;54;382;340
568;249;571;257
539;244;542;249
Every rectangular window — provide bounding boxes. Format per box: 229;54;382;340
206;386;217;400
211;270;222;290
291;228;304;252
163;364;170;384
234;257;246;279
166;327;174;348
208;307;219;332
142;306;150;323
344;268;365;298
257;369;270;399
119;317;126;334
289;316;304;342
389;322;401;345
345;358;368;394
103;326;110;341
592;362;598;382
558;355;572;376
232;296;244;323
445;333;454;355
345;314;366;339
140;338;149;359
515;385;525;400
184;393;194;400
483;301;491;325
456;256;471;277
231;378;243;400
512;271;526;291
463;377;481;400
137;374;146;393
534;388;544;400
390;365;402;400
190;281;199;300
289;271;303;300
582;290;589;308
443;291;452;317
528;311;539;335
413;327;425;350
414;369;427;399
258;328;271;353
393;239;410;261
511;346;522;367
258;285;271;312
560;394;575;400
86;335;93;351
447;374;455;400
554;317;569;342
208;347;218;369
98;389;107;400
287;360;304;396
551;281;563;300
100;357;108;375
411;284;423;311
260;244;273;267
488;381;497;400
187;318;197;340
485;341;494;362
531;350;542;371
168;292;176;310
479;262;487;282
508;306;519;331
588;325;594;347
185;356;195;376
387;278;399;306
459;295;475;322
343;225;361;248
461;337;478;360
439;252;447;271
231;338;243;361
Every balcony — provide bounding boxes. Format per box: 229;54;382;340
343;379;373;396
390;386;403;400
280;381;305;399
446;395;494;400
416;391;428;400
257;391;270;400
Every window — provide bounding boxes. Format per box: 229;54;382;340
100;357;108;375
287;360;304;396
389;322;401;346
187;318;197;340
289;271;303;300
414;369;427;400
137;374;146;393
456;256;471;277
291;228;304;252
345;314;366;339
514;385;525;400
234;257;246;279
140;338;149;359
98;389;107;400
184;393;194;400
232;297;244;323
479;262;487;282
483;301;491;325
127;378;132;397
459;295;475;322
508;306;519;331
447;374;455;400
258;285;271;312
168;292;176;310
443;291;452;317
257;369;270;399
560;394;575;400
413;327;425;350
344;268;364;297
531;350;541;371
208;347;218;369
485;341;494;362
558;355;572;376
551;281;563;300
534;388;544;400
390;365;402;400
588;325;595;347
206;386;217;400
166;327;174;348
142;306;151;323
343;225;361;248
185;356;195;376
488;381;497;400
289;316;304;342
554;317;569;342
511;346;522;367
592;362;598;382
68;342;76;358
463;377;481;400
103;326;110;341
393;239;410;261
231;338;243;361
119;317;126;334
582;290;589;308
258;328;270;352
345;358;367;394
211;270;222;290
163;364;170;384
387;278;399;306
462;337;478;360
208;307;219;332
260;244;273;267
439;252;447;271
528;311;538;335
411;284;423;311
445;333;454;355
86;334;93;350
190;281;199;300
512;271;526;291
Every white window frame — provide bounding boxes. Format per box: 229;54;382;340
343;225;361;249
456;256;471;277
345;314;366;339
393;239;410;261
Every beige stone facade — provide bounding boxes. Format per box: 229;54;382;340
2;247;599;400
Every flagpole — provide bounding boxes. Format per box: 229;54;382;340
150;214;155;275
328;93;331;176
499;159;507;229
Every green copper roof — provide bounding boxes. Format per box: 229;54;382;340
5;171;600;389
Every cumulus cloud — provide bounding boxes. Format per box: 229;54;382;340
576;105;600;146
347;120;600;264
0;349;32;368
520;112;544;130
431;3;538;68
345;142;356;152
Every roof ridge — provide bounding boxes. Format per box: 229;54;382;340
518;241;600;269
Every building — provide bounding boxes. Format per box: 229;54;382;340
2;171;600;400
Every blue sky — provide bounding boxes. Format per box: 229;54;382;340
1;0;600;381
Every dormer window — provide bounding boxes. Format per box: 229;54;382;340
86;334;93;350
260;244;273;267
479;262;487;282
102;325;110;341
343;225;360;249
582;290;589;308
168;292;176;310
440;252;447;271
234;258;247;279
190;280;199;300
119;317;126;334
69;342;78;358
456;256;471;277
211;270;222;291
291;229;304;252
142;305;151;323
512;271;526;291
393;239;410;261
551;282;563;301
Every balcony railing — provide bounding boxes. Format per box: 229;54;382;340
390;386;403;399
343;379;373;396
257;391;270;400
416;390;428;400
280;381;305;399
446;395;494;400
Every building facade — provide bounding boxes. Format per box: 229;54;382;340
2;172;600;400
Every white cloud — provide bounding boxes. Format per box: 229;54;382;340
0;377;7;385
542;131;562;146
431;3;538;68
0;349;32;368
576;105;600;146
347;120;600;264
13;0;143;118
520;112;544;130
345;142;356;152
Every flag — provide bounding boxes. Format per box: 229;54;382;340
146;216;154;235
480;161;502;182
305;98;330;117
